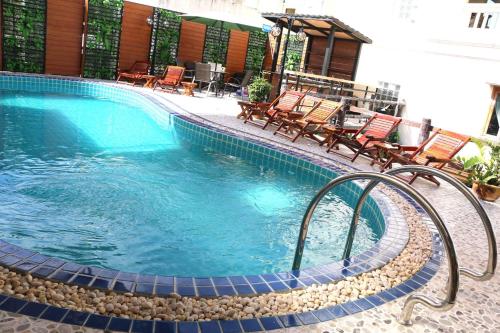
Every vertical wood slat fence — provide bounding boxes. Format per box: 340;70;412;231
46;0;84;76
119;1;152;72
177;20;206;63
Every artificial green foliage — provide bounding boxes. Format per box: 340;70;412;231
245;31;267;73
285;52;301;71
2;0;46;73
149;8;181;75
83;0;123;80
457;140;499;186
285;35;304;71
248;76;272;103
203;25;229;65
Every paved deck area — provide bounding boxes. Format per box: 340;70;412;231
1;89;498;332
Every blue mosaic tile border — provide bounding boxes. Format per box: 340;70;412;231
0;73;442;330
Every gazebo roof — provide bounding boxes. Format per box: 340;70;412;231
261;13;372;44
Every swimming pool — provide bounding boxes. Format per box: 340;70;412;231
0;75;385;277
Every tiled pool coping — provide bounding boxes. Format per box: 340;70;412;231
0;73;442;331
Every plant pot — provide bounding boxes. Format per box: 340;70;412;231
472;182;500;202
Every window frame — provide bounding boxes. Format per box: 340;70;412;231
483;85;500;139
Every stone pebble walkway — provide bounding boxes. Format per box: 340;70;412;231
1;89;498;332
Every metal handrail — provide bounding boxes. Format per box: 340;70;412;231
344;166;496;282
292;172;459;325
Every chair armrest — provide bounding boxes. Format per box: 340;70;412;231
425;155;452;163
364;135;386;142
339;128;359;134
287;112;304;119
398;145;419;151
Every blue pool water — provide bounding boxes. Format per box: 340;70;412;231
0;89;381;276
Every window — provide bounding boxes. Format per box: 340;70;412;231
398;0;418;23
485;88;500;138
468;12;498;29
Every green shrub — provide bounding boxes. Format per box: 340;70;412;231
457;140;499;186
248;77;272;103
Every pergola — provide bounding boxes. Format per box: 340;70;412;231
261;13;372;95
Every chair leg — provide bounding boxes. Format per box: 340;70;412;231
351;149;362;162
262;115;274;130
326;138;340;153
291;127;305;142
273;123;283;135
380;157;394;172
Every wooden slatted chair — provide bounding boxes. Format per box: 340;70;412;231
274;98;342;143
116;61;150;85
380;129;470;185
244;90;305;129
326;113;402;162
153;66;185;93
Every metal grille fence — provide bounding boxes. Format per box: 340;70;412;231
83;0;123;80
148;8;181;76
1;0;46;73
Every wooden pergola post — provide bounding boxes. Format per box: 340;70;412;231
270;22;283;72
321;25;335;76
276;18;293;97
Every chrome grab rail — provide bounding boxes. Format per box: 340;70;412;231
344;166;496;281
292;172;459;325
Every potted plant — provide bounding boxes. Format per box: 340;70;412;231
458;141;500;202
248;76;272;103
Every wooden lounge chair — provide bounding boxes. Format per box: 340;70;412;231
379;129;470;185
326;113;402;162
244;90;305;129
116;61;150;85
153;66;185;93
274;98;342;143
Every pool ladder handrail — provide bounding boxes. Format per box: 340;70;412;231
345;166;496;282
292;167;496;325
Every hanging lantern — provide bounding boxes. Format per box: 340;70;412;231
270;24;282;37
296;27;306;42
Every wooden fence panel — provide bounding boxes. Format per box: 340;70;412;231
177;20;206;62
330;39;360;80
118;1;152;71
305;37;360;80
225;30;249;75
46;0;83;76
